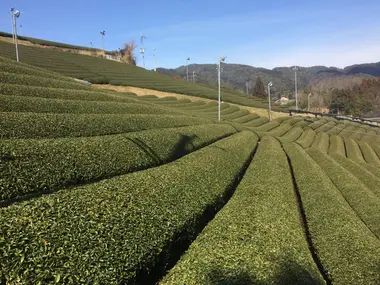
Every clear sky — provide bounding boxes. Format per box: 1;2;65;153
1;0;379;70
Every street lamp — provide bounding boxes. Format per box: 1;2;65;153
308;93;312;112
186;57;190;81
293;66;298;111
153;48;157;72
10;7;15;43
217;56;227;121
11;8;21;62
268;82;273;121
100;31;105;52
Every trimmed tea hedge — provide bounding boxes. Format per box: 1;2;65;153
243;116;269;127
308;148;380;239
310;132;329;153
330;154;380;199
279;126;303;142
0;131;258;284
161;136;324;285
358;141;380;165
0;112;212;139
284;143;380;285
0;71;91;90
296;129;316;149
231;113;259;124
267;122;293;137
328;135;346;157
0;83;138;103
0;95;182;115
0;124;236;202
344;137;366;163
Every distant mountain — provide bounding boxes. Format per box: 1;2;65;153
157;62;380;98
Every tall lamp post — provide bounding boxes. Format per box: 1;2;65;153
268;82;273;121
153;48;157;72
186;57;190;81
293;66;298;111
217;56;227;121
308;93;312;111
100;31;105;52
11;8;21;62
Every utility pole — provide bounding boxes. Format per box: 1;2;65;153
246;81;249;94
153;48;157;71
140;33;147;68
11;8;21;62
100;31;105;52
186;57;190;81
192;71;196;83
217;56;227;121
10;7;15;43
268;82;273;121
293;66;298;111
308;93;312;111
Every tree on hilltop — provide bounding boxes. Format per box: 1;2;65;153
253;77;266;98
120;40;137;65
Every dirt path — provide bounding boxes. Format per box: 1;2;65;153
92;84;290;119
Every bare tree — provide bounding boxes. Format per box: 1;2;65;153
121;40;137;65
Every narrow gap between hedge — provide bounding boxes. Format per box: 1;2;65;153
283;146;332;285
134;136;260;285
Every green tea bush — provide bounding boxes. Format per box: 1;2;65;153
0;72;90;90
0;113;212;139
0;95;181;115
296;129;316;149
0;131;257;284
284;143;380;285
310;132;329;153
0;124;236;202
161;136;324;285
232;113;259;124
308;148;380;239
358;141;380;164
0;83;138;103
344;137;366;163
328;135;346;157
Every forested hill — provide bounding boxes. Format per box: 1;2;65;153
157;62;380;96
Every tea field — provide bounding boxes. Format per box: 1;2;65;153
0;40;288;112
1;55;380;285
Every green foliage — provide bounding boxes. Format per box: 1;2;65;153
308;148;380;239
0;83;138;103
231;113;259;124
0;71;90;90
344;137;366;163
252;76;266;99
310;132;329;153
296;129;316;148
0;42;287;111
0;124;236;203
0;131;257;284
0;113;212;139
161;136;324;285
328;135;346;157
330;154;380;199
279;126;304;142
0;94;181;115
358;141;380;164
284;143;380;285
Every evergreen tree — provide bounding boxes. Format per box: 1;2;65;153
253;77;266;98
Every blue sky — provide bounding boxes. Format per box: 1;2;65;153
1;0;379;70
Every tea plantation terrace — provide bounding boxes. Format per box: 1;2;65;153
1;56;380;285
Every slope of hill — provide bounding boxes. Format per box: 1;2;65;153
0;38;288;112
1;57;380;284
